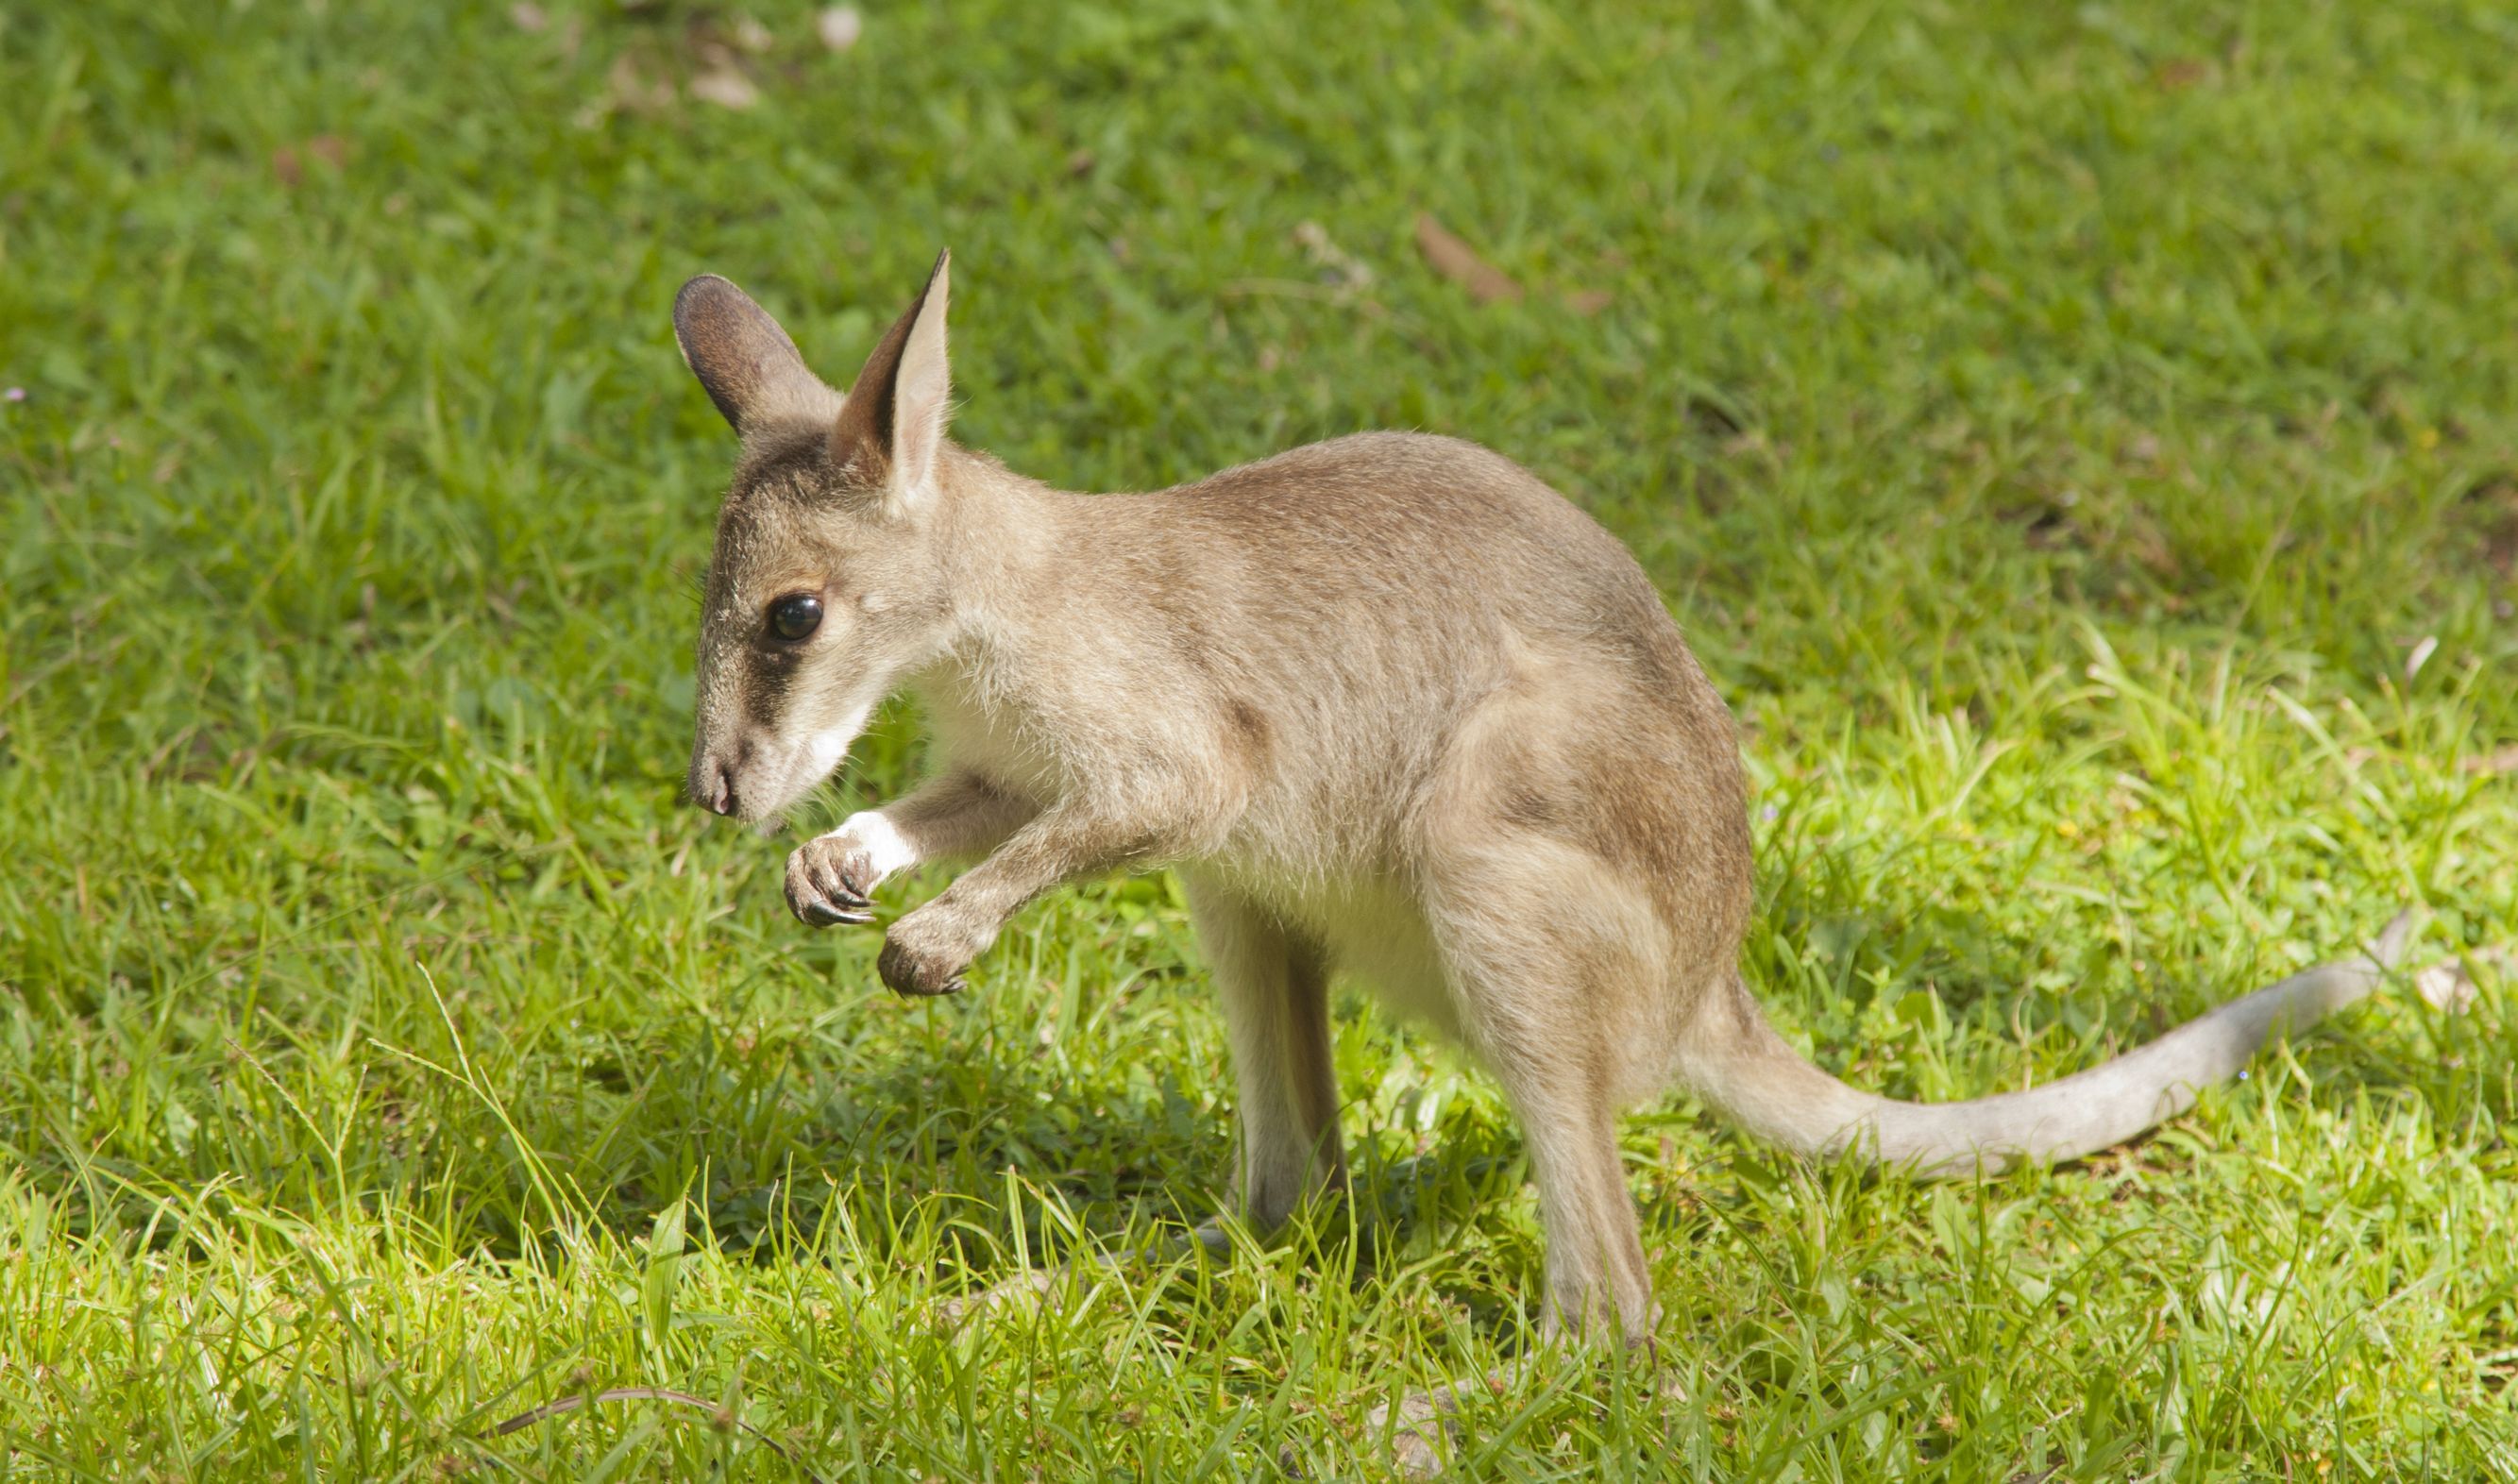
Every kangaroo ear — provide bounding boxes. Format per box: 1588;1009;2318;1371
829;251;951;517
672;276;829;434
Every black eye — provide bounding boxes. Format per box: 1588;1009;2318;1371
769;593;823;641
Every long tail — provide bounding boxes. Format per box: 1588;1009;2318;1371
1682;912;2423;1177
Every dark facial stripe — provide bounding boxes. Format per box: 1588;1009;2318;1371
737;626;807;722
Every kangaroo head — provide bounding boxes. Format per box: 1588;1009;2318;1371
672;252;959;827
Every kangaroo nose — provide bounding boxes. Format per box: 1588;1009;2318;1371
694;761;736;816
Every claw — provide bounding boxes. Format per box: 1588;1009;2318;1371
807;862;859;911
788;834;887;930
886;971;965;998
875;935;969;997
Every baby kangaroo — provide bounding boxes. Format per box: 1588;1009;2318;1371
673;252;2424;1340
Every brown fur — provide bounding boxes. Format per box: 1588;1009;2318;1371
671;258;2428;1343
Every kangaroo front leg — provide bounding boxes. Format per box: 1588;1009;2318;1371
1181;870;1345;1232
786;770;1038;928
876;805;1147;997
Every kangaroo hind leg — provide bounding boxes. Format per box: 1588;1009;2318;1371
1417;831;1663;1342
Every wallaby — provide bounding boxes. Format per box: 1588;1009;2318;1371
672;252;2429;1341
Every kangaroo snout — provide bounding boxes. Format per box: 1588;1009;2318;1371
687;724;858;828
689;754;739;817
689;733;767;818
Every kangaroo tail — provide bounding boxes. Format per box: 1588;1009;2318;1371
1682;911;2423;1177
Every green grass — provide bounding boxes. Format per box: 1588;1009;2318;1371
5;0;2517;1477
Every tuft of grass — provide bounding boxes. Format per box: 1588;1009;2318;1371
4;0;2514;1477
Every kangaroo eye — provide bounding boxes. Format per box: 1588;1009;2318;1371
768;593;823;641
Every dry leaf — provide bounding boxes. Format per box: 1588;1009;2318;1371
728;13;774;53
2405;634;2439;679
480;1387;829;1484
2417;961;2477;1013
2155;58;2209;91
1413;212;1521;304
935;1253;1124;1326
2415;947;2510;1013
508;1;547;31
271;135;347;188
688;66;759;110
603;55;677;116
818;6;863;51
2460;743;2518;775
1563;288;1612;316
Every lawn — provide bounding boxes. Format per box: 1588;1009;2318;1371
5;0;2517;1477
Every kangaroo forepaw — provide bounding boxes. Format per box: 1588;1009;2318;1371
877;908;984;996
785;834;882;927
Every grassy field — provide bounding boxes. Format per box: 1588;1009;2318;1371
6;0;2518;1477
